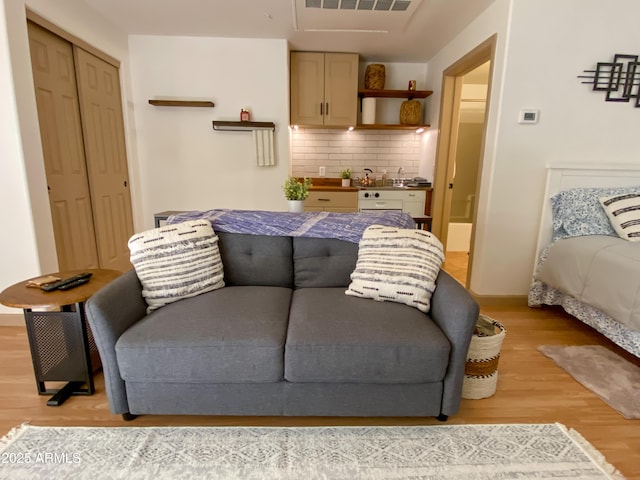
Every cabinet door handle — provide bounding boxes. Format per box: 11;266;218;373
325;103;329;116
320;103;323;115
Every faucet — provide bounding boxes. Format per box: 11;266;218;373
397;167;405;176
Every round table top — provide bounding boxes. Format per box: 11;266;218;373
0;269;122;309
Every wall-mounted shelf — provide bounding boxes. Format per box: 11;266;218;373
358;89;433;100
355;124;430;130
149;100;215;107
212;121;276;132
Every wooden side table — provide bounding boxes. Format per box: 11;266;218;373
0;269;121;406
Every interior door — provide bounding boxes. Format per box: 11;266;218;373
27;22;100;271
74;47;134;272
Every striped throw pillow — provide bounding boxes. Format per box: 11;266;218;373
345;225;444;313
128;220;224;312
600;193;640;241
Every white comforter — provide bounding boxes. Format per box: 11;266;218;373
535;235;640;334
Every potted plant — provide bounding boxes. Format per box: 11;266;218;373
282;176;312;213
340;168;351;187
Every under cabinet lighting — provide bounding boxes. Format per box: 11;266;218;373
348;126;355;131
415;128;425;134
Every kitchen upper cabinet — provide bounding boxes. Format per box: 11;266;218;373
290;52;358;127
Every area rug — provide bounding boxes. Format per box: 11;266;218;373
0;423;624;479
538;345;640;419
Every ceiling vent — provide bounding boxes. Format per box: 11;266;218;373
294;0;422;33
304;0;412;11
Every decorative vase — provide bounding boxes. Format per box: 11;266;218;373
288;200;304;213
399;99;422;125
364;64;385;90
341;178;351;187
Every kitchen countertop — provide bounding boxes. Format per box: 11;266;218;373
309;185;431;192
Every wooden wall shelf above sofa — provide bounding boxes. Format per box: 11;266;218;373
148;100;215;107
358;89;433;100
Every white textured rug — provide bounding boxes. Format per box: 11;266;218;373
0;423;624;479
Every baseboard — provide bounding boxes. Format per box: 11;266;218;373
0;313;24;327
470;294;529;308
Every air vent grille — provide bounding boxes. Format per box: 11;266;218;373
305;0;411;11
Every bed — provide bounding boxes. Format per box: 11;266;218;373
528;164;640;358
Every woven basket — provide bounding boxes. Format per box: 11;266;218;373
461;315;506;400
399;99;422;125
364;64;385;90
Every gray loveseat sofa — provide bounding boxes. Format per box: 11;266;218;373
86;231;479;421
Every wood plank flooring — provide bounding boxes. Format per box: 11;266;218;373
0;306;638;478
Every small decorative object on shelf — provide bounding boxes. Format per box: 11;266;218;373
364;64;385;90
399;99;422;125
408;80;417;91
240;108;251;121
282;177;312;212
340;168;351;187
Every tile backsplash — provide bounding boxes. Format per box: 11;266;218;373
290;127;426;181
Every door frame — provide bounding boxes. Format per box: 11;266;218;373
431;35;496;287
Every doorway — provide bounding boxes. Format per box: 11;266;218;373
432;36;496;287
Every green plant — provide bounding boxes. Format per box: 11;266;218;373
282;176;312;201
340;168;351;179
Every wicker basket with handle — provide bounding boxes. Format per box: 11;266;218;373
461;315;506;399
399;99;422;125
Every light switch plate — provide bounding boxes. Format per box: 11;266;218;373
319;166;326;177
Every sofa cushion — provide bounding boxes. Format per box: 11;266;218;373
128;220;225;313
345;225;444;313
217;232;293;287
293;237;358;288
115;286;292;384
285;288;450;384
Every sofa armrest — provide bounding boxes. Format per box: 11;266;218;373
85;269;147;414
430;270;479;416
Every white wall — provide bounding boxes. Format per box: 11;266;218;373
128;35;290;227
0;0;131;314
426;0;640;296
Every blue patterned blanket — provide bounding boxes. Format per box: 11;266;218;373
166;209;416;244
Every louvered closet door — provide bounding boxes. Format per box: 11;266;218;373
74;47;134;272
27;22;100;271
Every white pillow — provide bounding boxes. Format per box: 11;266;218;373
345;225;444;313
599;193;640;241
128;220;224;312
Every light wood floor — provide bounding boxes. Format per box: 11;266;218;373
1;307;638;478
442;250;469;285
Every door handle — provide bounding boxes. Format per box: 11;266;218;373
449;183;454;189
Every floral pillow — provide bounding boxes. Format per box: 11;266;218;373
551;186;640;241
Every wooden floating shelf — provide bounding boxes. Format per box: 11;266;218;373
358;89;433;100
354;124;430;130
212;120;276;132
149;100;215;107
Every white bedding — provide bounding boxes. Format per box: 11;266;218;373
534;235;640;336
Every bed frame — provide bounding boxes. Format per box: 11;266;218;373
535;163;640;261
532;163;640;357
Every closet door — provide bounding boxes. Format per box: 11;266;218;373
27;21;100;271
74;47;134;272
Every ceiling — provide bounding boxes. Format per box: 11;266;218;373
78;0;495;62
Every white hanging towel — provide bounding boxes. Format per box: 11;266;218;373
252;129;276;167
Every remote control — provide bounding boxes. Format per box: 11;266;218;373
41;272;93;291
57;277;91;290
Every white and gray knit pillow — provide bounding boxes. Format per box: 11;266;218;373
345;225;444;313
599;193;640;241
128;220;224;312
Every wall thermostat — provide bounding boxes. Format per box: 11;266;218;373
518;109;539;124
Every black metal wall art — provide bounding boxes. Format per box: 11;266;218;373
579;54;640;107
